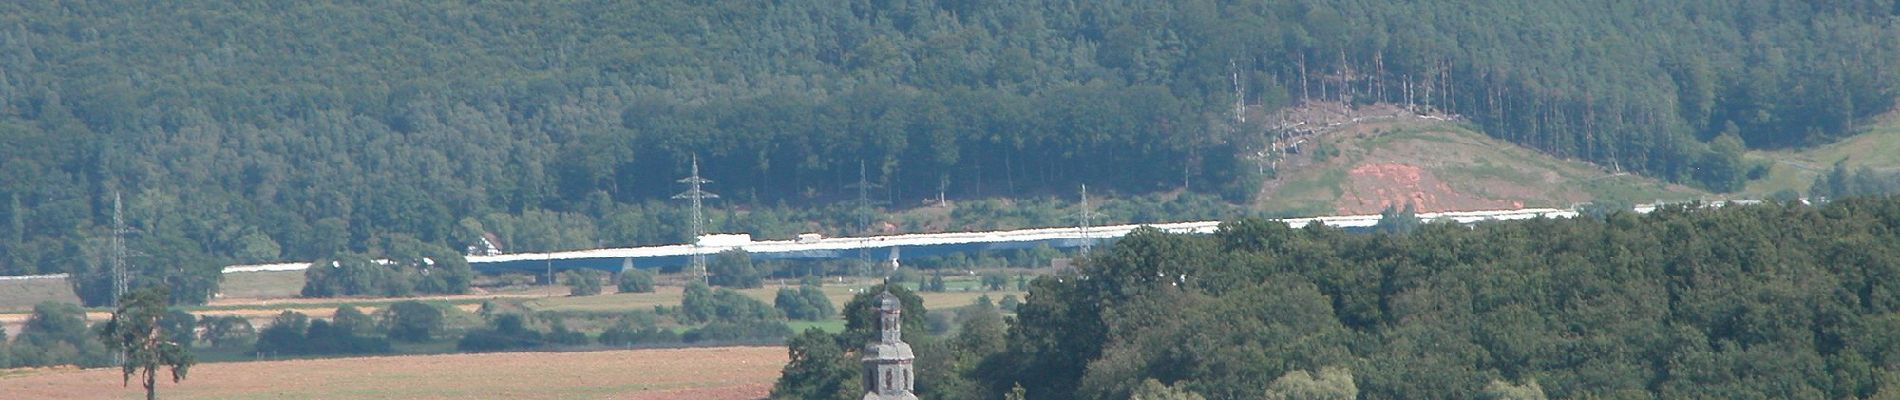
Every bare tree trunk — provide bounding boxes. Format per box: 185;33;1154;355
146;318;159;400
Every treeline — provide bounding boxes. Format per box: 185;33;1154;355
774;196;1900;398
974;197;1900;398
1813;160;1900;200
1;1;1895;305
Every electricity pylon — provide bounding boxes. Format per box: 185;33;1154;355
673;155;719;285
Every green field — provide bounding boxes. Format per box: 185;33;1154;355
0;277;80;312
1744;119;1900;196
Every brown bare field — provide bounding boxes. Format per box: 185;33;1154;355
0;346;787;400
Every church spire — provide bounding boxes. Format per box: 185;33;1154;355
861;288;917;400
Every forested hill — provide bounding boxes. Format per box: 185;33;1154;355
961;198;1900;399
0;2;1895;292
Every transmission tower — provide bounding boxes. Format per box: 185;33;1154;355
672;155;719;285
843;160;886;275
1073;185;1104;254
845;160;883;234
108;192;137;308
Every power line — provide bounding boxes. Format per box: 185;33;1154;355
672;155;719;286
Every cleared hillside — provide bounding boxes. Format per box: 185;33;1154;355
1745;110;1900;196
1257;104;1702;216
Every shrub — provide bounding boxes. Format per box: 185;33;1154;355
564;269;605;296
331;305;375;336
301;244;472;299
254;311;310;356
681;282;781;323
11;301;112;367
253;310;389;356
198;316;256;348
683;319;792;343
598;319;681;347
925;273;948;292
981;271;1010;291
302;319;393;355
999;294;1021;312
457;314;543;352
617;268;656;293
709;249;767;288
776;285;837;321
383;301;445;342
546;319;590;346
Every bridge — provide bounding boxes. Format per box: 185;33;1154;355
222;207;1581;275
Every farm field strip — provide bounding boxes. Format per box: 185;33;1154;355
0;346;788;400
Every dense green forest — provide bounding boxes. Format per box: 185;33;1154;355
777;197;1900;399
1;1;1896;304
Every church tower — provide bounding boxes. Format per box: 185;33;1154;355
862;290;917;400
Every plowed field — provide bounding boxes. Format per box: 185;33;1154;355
0;346;786;399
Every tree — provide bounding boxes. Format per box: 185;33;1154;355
563;269;605;296
457;314;543;352
770;328;861;400
1132;379;1207;400
710;249;766;288
331;305;375;336
254;311;310;356
1264;367;1358;400
618;268;656;293
777;285;837;321
681;281;781;323
1482;379;1548;400
12;301;112;367
1374;202;1420;234
197;316;254;348
383;301;444;342
1;324;10;368
981;271;1010;291
98;287;195;400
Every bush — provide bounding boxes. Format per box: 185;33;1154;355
563;269;605;296
383;301;445;342
302;319;393;355
617;268;656;293
254;311;310;356
301;244;472;299
198;316;256;348
598;319;681;347
546;319;590;346
301;253;412;298
925;273;948;292
10;301;112;367
775;285;837;321
981;271;1010;291
999;294;1021;312
162;310;197;346
253;310;390;356
456;314;543;352
681;282;781;323
683;319;793;343
332;305;375;336
709;249;767;288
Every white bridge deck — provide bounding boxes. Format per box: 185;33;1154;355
222;207;1581;274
